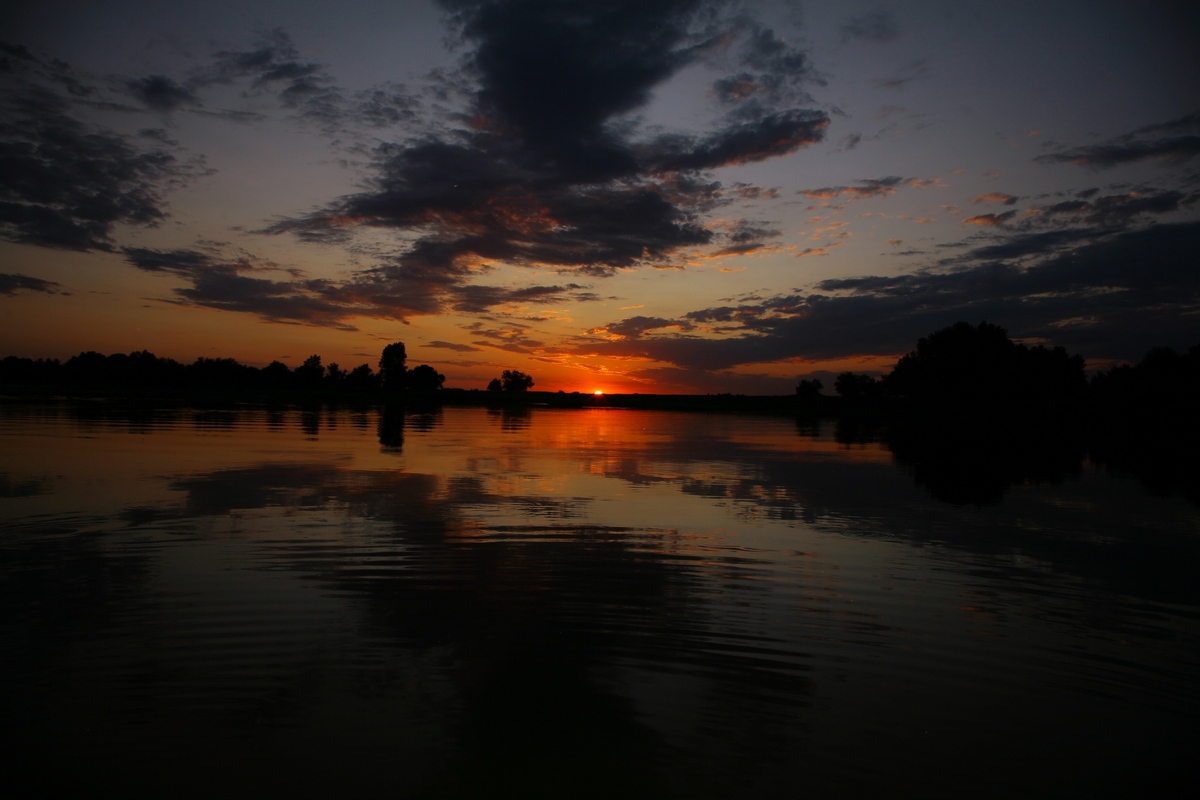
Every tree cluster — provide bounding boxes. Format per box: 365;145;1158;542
802;320;1196;418
0;341;447;397
486;370;535;393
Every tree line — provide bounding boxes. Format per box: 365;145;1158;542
801;321;1199;419
0;341;439;396
0;340;544;399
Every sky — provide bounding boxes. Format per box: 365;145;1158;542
2;0;1198;393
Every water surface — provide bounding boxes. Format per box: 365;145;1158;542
2;402;1197;797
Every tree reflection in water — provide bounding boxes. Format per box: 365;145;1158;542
1;402;1196;798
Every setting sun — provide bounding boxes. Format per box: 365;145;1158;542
594;390;604;396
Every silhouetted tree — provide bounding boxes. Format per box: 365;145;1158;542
885;321;1084;410
261;360;291;389
295;354;324;386
64;351;109;384
407;364;445;393
379;342;407;391
500;369;534;392
345;363;377;391
487;378;503;392
795;378;823;399
834;372;881;401
0;355;62;385
189;357;257;388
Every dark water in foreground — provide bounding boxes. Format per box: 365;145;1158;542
2;402;1197;798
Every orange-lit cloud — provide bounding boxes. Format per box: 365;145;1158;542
972;192;1018;205
963;211;1016;225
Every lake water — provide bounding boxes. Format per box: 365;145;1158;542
2;402;1197;798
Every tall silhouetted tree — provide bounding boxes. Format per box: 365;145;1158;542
379;342;407;391
487;378;502;392
500;369;534;392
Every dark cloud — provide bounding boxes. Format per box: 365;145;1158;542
204;28;327;95
1045;190;1190;225
268;0;828;298
465;321;545;353
600;316;690;339
963;228;1100;261
126;75;197;112
840;10;900;44
647;109;828;171
123;246;361;328
710;23;818;114
0;272;64;296
123;244;594;326
449;282;593;314
572;221;1200;369
6;8;829;331
727;182;779;201
1038;137;1200;168
142;29;422;134
425;340;482;353
0;55;207;251
1036;112;1200;168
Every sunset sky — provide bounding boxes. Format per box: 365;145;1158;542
2;0;1198;393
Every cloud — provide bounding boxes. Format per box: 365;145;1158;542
707;219;781;257
125;75;198;111
877;60;927;90
465;320;545;353
0;79;207;251
570;220;1200;369
963;210;1017;226
838;132;862;150
205;30;427;133
709;23;820;112
123;246;365;328
425;340;482;353
267;0;828;298
728;182;779;201
122;244;599;326
801;175;905;201
972;192;1017;205
449;282;594;314
5;8;831;332
599;316;691;339
800;176;939;203
1026;189;1191;225
1036;112;1200;168
0;272;65;296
